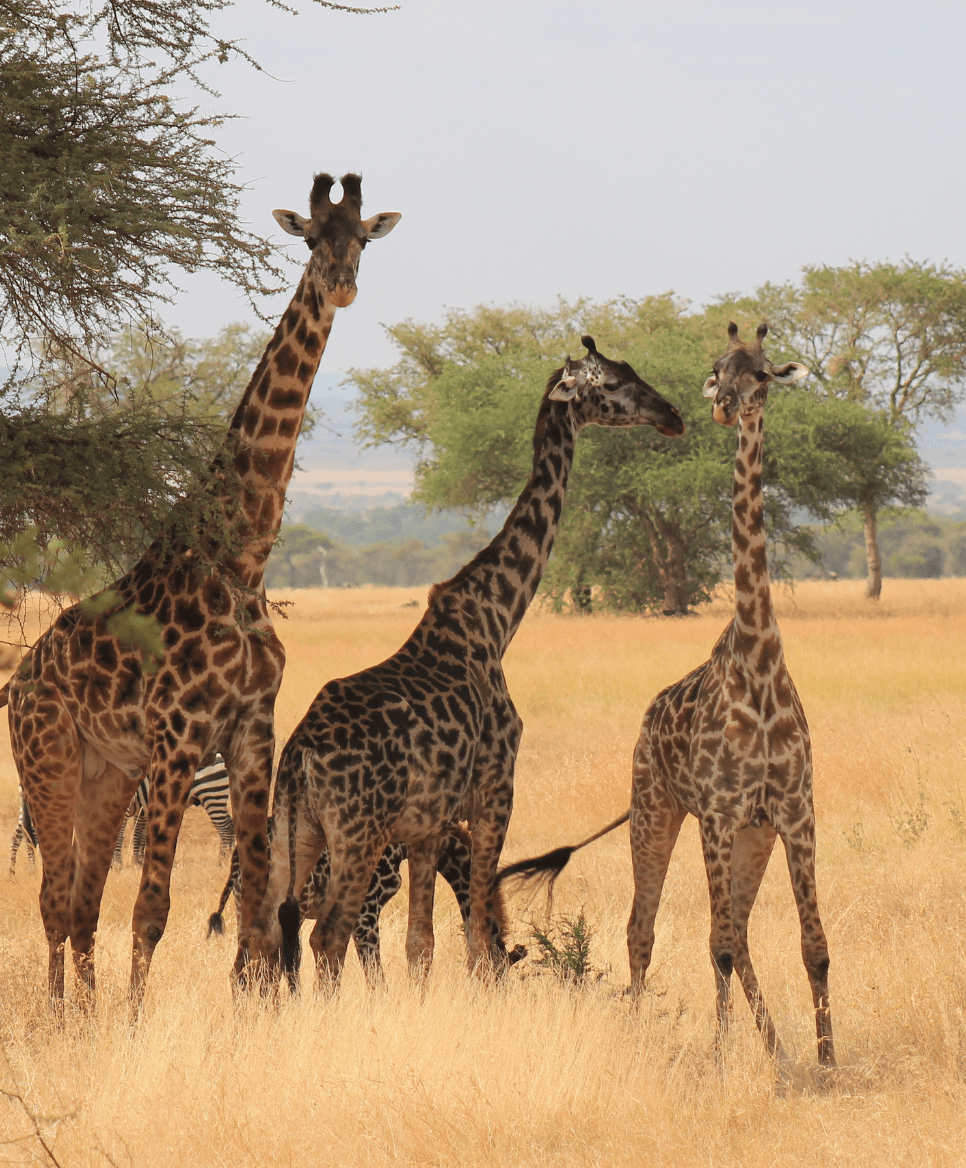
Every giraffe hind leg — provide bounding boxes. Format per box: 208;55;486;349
627;795;686;1000
781;826;836;1071
351;845;404;986
730;824;793;1077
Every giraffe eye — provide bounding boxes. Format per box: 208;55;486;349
755;371;768;383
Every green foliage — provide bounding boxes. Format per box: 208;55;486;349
528;910;600;985
80;589;164;673
350;298;925;613
0;323;278;600
0;2;283;372
733;259;966;427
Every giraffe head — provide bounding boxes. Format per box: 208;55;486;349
547;336;685;436
273;173;401;308
702;322;808;426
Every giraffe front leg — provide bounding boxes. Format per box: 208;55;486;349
130;759;195;1016
405;836;444;982
699;825;738;1059
781;825;836;1073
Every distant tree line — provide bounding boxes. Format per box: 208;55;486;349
264;522;492;590
799;513;966;581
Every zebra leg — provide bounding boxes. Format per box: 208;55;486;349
112;816;127;870
132;810;147;867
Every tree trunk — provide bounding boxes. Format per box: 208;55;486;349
863;502;882;601
642;509;690;615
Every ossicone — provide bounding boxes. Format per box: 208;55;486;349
339;173;363;211
310;173;336;212
581;335;598;355
756;322;768;345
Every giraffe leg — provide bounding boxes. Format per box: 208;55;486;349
699;826;738;1055
309;831;392;989
781;823;836;1070
15;727;83;1013
248;778;326;991
69;760;138;1009
466;809;511;974
352;846;404;986
730;824;793;1075
130;758;196;1013
405;835;444;980
627;750;686;998
222;721;274;988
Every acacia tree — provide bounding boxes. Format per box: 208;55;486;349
739;260;966;598
350;298;920;614
0;0;389;597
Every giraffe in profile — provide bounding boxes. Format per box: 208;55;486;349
251;337;685;988
1;173;400;1012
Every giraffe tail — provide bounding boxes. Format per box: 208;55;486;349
278;755;303;993
495;811;630;902
207;847;240;937
0;680;9;709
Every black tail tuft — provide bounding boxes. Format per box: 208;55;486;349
278;896;302;994
495;845;576;905
207;912;224;938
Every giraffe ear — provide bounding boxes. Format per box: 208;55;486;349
363;212;402;240
769;361;808;384
273;209;310;237
548;376;579;402
701;375;718;399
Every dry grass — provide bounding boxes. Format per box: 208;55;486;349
2;579;966;1166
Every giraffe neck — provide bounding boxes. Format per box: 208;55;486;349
441;396;577;657
220;273;336;587
730;409;781;658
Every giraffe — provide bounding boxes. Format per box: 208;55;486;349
625;322;834;1076
500;323;834;1076
1;172;400;1013
249;337;685;990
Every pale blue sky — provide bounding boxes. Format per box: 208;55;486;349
167;0;966;488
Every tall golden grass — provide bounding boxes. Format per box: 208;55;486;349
2;579;966;1166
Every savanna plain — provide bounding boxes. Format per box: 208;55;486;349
2;580;966;1167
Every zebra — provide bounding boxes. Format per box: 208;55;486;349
208;824;526;977
10;756;235;875
116;754;235;867
8;788;38;876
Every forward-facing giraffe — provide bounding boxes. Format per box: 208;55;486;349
250;337;684;989
626;322;834;1075
1;173;400;1012
500;323;835;1075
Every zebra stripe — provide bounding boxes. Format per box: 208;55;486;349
8;787;38;875
121;755;235;866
